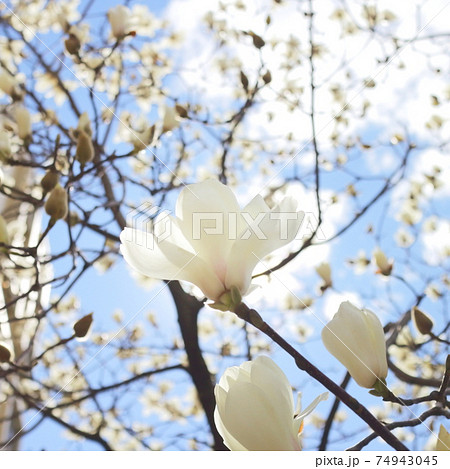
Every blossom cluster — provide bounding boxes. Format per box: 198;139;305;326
120;179;405;451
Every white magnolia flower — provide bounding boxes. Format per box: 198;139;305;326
321;301;388;388
214;356;328;451
107;5;131;39
120;179;304;308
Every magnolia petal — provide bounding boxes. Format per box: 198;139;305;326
249;356;294;419
213;407;248;451
364;308;389;380
120;227;225;300
176;180;240;277
293;392;329;434
219;381;301;451
225;198;304;293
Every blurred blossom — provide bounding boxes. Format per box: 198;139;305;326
214;356;328;450
436;425;450;451
0;70;19;97
108;5;131;39
395;228;414;248
15;106;32;140
398;200;422;226
373;247;393;276
315;262;332;287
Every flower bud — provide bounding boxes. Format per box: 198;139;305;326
175;104;188;119
0;129;11;161
64;33;81;55
322;301;388;388
436;425;450;451
248;31;265;49
262;70;272;84
373;247;393;276
67;210;81;227
15;106;32;140
0;341;13;362
411;307;434;336
73;312;93;339
45;184;68;224
41;170;60;194
107;5;130;39
76;130;94;167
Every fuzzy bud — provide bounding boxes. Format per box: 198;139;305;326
64;34;81;55
0;341;13;363
436;425;450;451
73;312;93;339
76;130;94;167
248;31;265;49
411;307;434;335
45;184;68;224
41;170;60;194
262;70;272;84
175;104;188;119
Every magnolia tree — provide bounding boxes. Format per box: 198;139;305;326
0;0;449;452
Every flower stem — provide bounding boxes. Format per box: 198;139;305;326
234;302;409;451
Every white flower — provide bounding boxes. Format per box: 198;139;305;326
321;301;388;388
107;5;131;39
214;356;328;451
120;180;304;307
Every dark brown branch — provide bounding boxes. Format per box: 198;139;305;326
167;281;228;451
